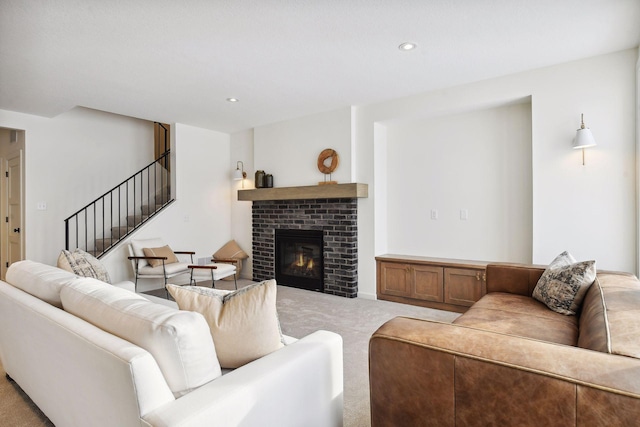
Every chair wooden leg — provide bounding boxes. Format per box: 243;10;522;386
233;274;237;290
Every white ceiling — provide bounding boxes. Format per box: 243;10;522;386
1;0;639;134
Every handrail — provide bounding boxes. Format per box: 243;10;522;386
65;151;170;219
64;149;173;258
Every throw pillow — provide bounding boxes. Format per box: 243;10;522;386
57;248;112;284
213;239;249;261
143;245;179;268
167;280;285;369
213;240;249;281
532;251;596;316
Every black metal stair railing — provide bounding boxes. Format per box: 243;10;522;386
64;150;172;258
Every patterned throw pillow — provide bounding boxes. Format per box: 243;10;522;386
532;251;596;315
57;248;112;284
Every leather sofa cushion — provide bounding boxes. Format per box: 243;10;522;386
453;292;578;346
61;278;222;397
596;272;640;359
578;277;610;353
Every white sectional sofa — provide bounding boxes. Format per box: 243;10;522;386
0;260;343;427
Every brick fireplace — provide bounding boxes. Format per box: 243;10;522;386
251;198;358;297
239;183;367;298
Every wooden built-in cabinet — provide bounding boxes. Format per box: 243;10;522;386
376;254;488;313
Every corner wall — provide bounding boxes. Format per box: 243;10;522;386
0;107;154;266
0;108;234;292
355;48;637;298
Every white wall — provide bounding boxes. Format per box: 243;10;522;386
0;107;153;265
0;108;234;292
230;129;254;278
254;107;353;186
354;48;637;298
234;49;636;299
383;101;532;263
102;123;233;291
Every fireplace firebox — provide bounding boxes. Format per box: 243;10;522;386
275;229;324;292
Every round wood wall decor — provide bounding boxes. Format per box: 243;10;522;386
317;149;339;174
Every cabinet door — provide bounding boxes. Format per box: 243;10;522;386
411;265;444;302
444;268;485;306
379;262;411;297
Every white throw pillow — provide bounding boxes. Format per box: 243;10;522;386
167;280;285;369
532;251;596;316
61;278;221;397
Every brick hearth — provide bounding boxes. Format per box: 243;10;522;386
252;198;358;297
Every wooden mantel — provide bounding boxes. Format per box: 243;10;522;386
238;183;368;201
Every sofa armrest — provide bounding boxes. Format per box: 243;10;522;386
143;330;343;427
485;262;547;296
369;317;640;427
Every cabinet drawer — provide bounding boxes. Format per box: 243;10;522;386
444;267;485;306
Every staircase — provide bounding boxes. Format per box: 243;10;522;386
64;150;173;258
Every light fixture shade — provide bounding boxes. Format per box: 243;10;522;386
233;168;244;180
574;128;596;149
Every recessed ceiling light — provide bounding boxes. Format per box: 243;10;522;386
398;42;417;51
226;97;239;102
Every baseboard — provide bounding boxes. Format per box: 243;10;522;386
357;291;377;300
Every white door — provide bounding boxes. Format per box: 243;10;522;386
5;151;23;275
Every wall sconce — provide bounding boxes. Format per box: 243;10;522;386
573;113;596;165
233;161;247;188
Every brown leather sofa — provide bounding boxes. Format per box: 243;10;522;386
369;263;640;427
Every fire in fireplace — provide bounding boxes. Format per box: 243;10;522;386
275;229;323;292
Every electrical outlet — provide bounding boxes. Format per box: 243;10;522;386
430;209;438;220
460;209;468;220
36;201;47;210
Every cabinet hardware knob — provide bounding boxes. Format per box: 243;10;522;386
476;272;480;280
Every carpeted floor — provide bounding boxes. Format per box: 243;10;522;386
0;280;459;426
0;363;53;426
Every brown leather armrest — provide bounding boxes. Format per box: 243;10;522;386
128;256;167;260
369;317;640;426
174;251;196;255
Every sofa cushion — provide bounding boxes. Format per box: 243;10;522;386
57;248;112;284
453;292;579;346
6;260;78;308
60;278;221;397
167;280;285;369
595;272;640;359
532;251;596;316
577;277;610;353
